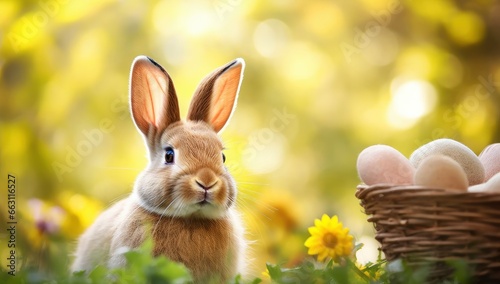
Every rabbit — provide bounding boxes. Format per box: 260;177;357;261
71;55;247;283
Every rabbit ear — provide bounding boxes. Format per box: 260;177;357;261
130;56;180;138
187;58;245;133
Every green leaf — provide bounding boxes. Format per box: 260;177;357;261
250;277;263;284
88;265;107;283
266;263;283;280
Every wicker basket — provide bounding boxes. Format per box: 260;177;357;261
355;184;500;282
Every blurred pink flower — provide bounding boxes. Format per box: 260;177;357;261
28;199;65;235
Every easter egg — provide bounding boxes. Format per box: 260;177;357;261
469;173;500;193
414;155;468;192
479;143;500;181
357;145;415;186
484;172;500;192
410;138;485;186
467;183;486;193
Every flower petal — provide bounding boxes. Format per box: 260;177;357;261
305;237;319;247
308;226;319;235
308;245;324;255
317;250;328;262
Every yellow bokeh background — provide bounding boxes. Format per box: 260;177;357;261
1;0;500;277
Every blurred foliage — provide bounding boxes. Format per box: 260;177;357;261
0;239;193;284
1;0;500;280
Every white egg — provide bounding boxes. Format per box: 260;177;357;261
484;172;500;192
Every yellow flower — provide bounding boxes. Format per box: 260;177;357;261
304;214;354;262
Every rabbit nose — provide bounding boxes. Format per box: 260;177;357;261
195;168;218;190
196;180;216;191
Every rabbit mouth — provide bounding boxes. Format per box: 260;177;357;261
190;198;228;219
195;193;216;207
197;200;210;206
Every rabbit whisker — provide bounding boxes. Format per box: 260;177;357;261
152;196;181;237
98;167;143;171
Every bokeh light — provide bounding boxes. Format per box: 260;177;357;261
387;79;438;129
445;11;485;46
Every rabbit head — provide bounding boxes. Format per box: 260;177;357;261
129;56;244;220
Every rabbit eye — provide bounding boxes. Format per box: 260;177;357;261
164;147;175;164
222;153;226;163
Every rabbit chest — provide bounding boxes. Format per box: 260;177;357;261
115;203;239;281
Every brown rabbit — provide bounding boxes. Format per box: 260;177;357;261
71;56;247;283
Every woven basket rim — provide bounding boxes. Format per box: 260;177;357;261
355;184;500;201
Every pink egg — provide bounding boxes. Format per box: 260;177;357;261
479;143;500;181
357;145;415;186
